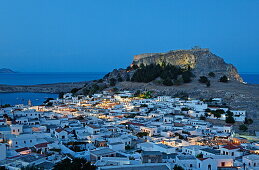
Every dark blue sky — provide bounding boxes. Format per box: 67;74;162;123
0;0;258;73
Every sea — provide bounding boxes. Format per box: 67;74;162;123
0;72;106;106
0;72;258;106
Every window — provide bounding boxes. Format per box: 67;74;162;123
221;162;225;167
190;164;192;167
232;152;234;156
13;130;15;132
199;163;200;168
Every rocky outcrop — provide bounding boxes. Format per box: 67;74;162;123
133;48;243;82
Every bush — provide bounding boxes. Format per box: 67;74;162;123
131;63;194;84
125;145;131;150
181;108;190;111
109;78;116;86
206;80;211;87
239;124;248;131
97;79;103;83
208;72;215;77
199;76;209;83
182;71;194;83
196;153;203;158
117;75;123;82
58;92;64;99
71;88;80;94
220;75;228;82
200;115;206;120
131;64;139;70
53;158;96;170
163;78;173;86
211;109;224;118
136;132;149;138
226;116;235;124
0;104;11;108
244;118;253;125
173;165;184;170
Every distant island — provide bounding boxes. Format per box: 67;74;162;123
0;68;16;73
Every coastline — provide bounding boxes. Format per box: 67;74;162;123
0;81;88;93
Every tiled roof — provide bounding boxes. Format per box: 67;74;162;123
15;147;30;152
55;128;64;133
34;142;50;148
222;145;240;150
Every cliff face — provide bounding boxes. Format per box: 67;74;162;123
133;48;243;82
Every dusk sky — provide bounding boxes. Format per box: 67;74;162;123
0;0;258;73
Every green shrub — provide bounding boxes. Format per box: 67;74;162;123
220;75;228;82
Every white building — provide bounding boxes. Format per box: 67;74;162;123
0;143;6;160
243;154;259;170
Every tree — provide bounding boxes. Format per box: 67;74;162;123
140;63;145;69
182;71;193;83
163;78;173;86
130;63;193;85
200;115;206;120
216;109;225;114
208;72;215;77
53;158;96;170
109;78;116;86
21;166;39;170
181;108;190;111
206;80;211;87
226;110;234;117
244;118;253;125
205;108;211;112
226;116;235;124
196;153;203;158
1;104;11;108
125;145;131;150
131;64;139;70
126;74;130;81
136;132;149;138
173;165;184;170
212;111;221;119
239;124;248;131
46;102;53;107
134;90;141;97
97;79;103;83
199;76;209;84
220;75;229;82
126;66;131;71
117;75;123;82
58;92;64;99
71;88;80;94
0;166;7;170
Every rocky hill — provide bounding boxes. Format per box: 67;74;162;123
1;48;259;132
132;48;243;82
